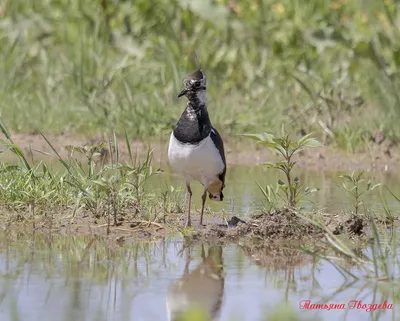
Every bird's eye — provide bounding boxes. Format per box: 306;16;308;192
195;81;202;88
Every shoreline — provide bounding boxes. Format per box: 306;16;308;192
1;131;399;173
1;205;394;245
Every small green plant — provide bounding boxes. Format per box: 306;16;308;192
159;185;184;223
337;170;380;216
64;137;160;227
298;210;393;281
0;118;178;227
64;142;110;178
242;132;321;208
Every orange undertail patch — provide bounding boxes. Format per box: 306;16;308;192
207;180;224;201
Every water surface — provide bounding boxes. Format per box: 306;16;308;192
1;165;400;321
158;165;400;218
0;233;398;321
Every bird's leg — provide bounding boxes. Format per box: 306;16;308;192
201;244;206;262
186;183;192;227
200;188;207;227
183;246;192;276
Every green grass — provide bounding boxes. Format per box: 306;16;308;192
0;119;184;228
0;0;400;151
1;118;400;321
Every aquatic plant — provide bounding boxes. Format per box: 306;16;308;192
337;170;380;216
296;170;397;282
242;132;321;208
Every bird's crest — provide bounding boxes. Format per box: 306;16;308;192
186;69;204;82
189;50;202;70
185;51;205;82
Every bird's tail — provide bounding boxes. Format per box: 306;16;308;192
209;191;223;201
207;181;224;201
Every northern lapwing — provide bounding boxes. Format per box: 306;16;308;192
166;245;225;321
168;69;226;227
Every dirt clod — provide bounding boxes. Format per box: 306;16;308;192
191;209;323;243
333;215;365;236
189;209;387;245
2;204;394;246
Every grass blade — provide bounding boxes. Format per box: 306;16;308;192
39;131;72;175
125;129;133;166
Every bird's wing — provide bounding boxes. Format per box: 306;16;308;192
210;127;226;187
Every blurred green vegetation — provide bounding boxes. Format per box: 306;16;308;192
0;0;400;151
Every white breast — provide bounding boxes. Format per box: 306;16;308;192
168;132;224;186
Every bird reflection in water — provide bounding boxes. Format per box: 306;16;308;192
166;245;225;321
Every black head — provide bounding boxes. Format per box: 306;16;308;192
177;69;207;99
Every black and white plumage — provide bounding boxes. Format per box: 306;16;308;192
168;69;226;227
166;246;225;321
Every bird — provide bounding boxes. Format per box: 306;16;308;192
168;69;226;227
166;245;225;321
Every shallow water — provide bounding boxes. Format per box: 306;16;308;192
157;165;400;218
1;165;400;321
0;232;398;321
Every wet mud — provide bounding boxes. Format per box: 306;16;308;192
1;205;396;249
188;208;386;244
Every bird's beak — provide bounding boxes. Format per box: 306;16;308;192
177;89;187;98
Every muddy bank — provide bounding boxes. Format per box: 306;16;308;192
2;131;400;172
1;207;170;243
187;208;388;244
3;205;392;246
183;209;396;268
